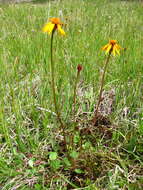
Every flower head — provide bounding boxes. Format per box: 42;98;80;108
102;40;121;56
42;17;65;35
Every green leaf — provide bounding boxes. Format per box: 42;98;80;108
82;142;91;149
75;168;84;174
50;159;61;170
74;133;80;143
34;184;42;190
49;152;58;160
28;159;34;168
70;151;79;159
63;157;71;167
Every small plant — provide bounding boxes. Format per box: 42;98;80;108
93;40;122;125
42;18;124;187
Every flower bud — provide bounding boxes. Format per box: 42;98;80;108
77;64;83;72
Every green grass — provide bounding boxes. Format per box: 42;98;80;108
0;0;143;189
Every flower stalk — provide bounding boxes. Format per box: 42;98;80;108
94;53;111;118
50;30;67;148
44;18;67;152
70;64;82;151
50;29;64;125
73;64;82;121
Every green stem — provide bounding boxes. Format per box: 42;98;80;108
95;53;111;118
50;30;67;150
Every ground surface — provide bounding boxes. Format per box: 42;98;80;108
0;0;143;189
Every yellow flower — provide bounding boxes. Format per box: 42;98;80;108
102;40;121;56
42;17;65;35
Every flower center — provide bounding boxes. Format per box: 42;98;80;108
50;18;62;25
109;40;117;46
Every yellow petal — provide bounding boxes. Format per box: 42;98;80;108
57;24;66;35
115;44;120;50
114;45;120;55
117;44;121;50
102;44;109;51
112;48;116;56
116;49;120;55
42;22;55;34
106;44;112;54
